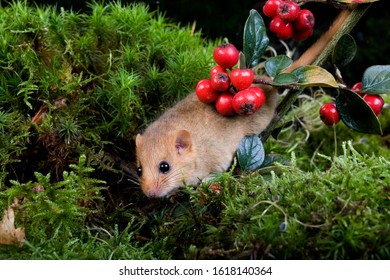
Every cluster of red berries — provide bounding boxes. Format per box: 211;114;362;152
319;82;385;126
195;43;266;116
263;0;315;41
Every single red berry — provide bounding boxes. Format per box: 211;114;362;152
210;72;230;92
294;9;315;31
210;65;228;77
351;82;362;91
293;27;313;42
230;68;254;91
247;86;266;101
363;94;385;116
351;82;365;96
269;16;282;33
195;79;219;104
232;88;265;115
277;0;300;22
215;92;236;116
319;102;340;126
270;17;294;40
213;43;239;69
263;0;283;18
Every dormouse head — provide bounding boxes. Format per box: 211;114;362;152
135;129;196;197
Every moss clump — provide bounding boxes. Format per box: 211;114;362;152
0;1;389;260
0;0;215;185
144;142;390;260
266;90;390;170
0;0;214;259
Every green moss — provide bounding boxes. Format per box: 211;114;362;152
146;142;390;259
0;1;389;260
0;0;213;259
265;90;390;170
0;1;215;184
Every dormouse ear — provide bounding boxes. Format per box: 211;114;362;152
174;130;192;155
135;134;142;147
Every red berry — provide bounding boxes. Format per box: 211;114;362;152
210;65;228;77
351;82;365;96
247;86;266;101
215;92;236;116
277;0;300;22
363;94;385;116
232;88;265;115
213;43;239;69
210;72;230;92
269;17;282;33
230;68;254;91
351;82;362;91
270;17;294;40
195;79;219;104
319;102;340;126
263;0;283;18
294;9;315;31
293;27;313;42
209;184;223;195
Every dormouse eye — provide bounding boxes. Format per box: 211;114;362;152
136;166;142;177
159;161;170;174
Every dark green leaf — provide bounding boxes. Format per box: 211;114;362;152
243;9;269;68
265;55;293;77
335;89;382;134
273;73;298;86
332;34;357;67
291;66;338;87
361;65;390;94
237;134;265;171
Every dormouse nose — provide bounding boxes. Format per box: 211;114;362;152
145;188;162;198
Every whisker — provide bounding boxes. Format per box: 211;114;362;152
160;162;192;186
126;177;140;186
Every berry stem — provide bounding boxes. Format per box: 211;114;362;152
253;77;273;86
260;4;371;142
253;77;299;90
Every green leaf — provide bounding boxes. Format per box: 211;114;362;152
272;73;299;86
265;55;293;77
335;89;382;135
361;65;390;94
332;34;357;67
237;134;265;171
291;66;339;87
243;9;269;68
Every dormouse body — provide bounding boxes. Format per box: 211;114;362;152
135;80;278;197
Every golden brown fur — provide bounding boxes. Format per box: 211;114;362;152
136;80;278;197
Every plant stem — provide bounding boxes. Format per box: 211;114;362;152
260;4;370;142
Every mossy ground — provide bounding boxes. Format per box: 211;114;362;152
0;1;389;260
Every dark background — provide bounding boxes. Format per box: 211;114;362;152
15;0;390;83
